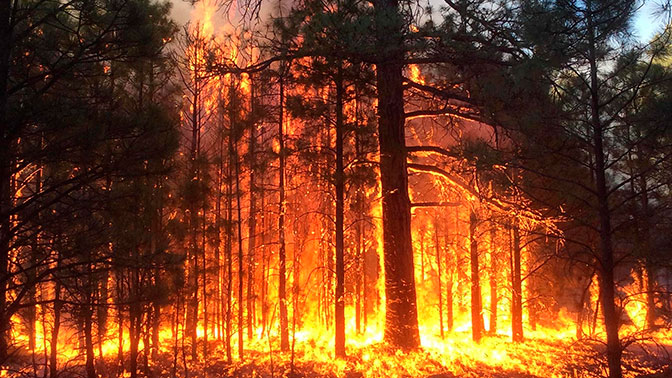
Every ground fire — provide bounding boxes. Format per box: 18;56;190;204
1;0;672;377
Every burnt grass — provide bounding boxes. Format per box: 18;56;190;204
3;337;672;378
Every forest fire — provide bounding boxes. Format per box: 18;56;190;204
2;0;672;376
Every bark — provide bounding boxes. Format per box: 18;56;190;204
374;0;420;349
143;313;151;378
361;219;368;332
116;271;124;375
638;176;656;329
489;226;497;334
97;269;109;359
0;119;9;367
247;75;257;341
469;209;484;342
420;231;426;280
446;258;454;332
334;64;346;357
187;135;199;359
202;205;208;358
129;301;140;378
152;302;160;363
50;270;62;378
234;108;244;359
216;108;225;341
355;222;362;334
511;221;523;342
260;186;268;335
292;225;303;329
28;205;39;359
587;5;622;377
0;0;10;360
84;286;96;378
434;220;444;338
278;70;289;352
27;166;41;358
225;114;234;363
186;29;204;361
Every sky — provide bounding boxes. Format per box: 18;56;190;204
633;1;669;42
168;0;670;44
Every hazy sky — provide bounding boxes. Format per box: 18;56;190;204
169;0;195;28
168;0;669;43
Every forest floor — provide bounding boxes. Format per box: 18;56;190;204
158;333;672;378
4;333;672;377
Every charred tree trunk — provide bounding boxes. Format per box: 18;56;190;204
247;75;257;341
225;113;234;363
469;209;484;342
143;312;151;378
129;301;140;378
374;0;420;349
216;107;226;342
446;255;454;333
116;270;125;375
49;273;62;378
202;205;208;358
260;185;268;335
638;176;656;329
187;82;200;363
234;104;245;359
292;224;303;330
334;64;346;358
511;220;523;342
27;168;41;359
587;6;622;377
84;268;96;378
152;302;160;363
0;0;12;361
278;69;290;352
434;220;444;339
489;225;497;334
97;267;109;358
0;145;10;366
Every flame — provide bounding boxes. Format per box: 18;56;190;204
409;64;425;85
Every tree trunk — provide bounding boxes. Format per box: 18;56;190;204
511;220;523;342
225;115;234;363
186;37;203;362
50;277;62;378
278;70;290;352
0;137;10;367
260;185;268;335
216;108;225;342
434;220;444;338
638;176;656;329
202;205;208;358
116;271;125;375
469;209;484;342
0;0;12;359
27;166;41;360
84;298;96;378
374;0;420;349
586;5;622;377
247;75;257;341
489;225;497;334
334;64;346;358
234;107;245;359
129;308;140;378
446;256;453;332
